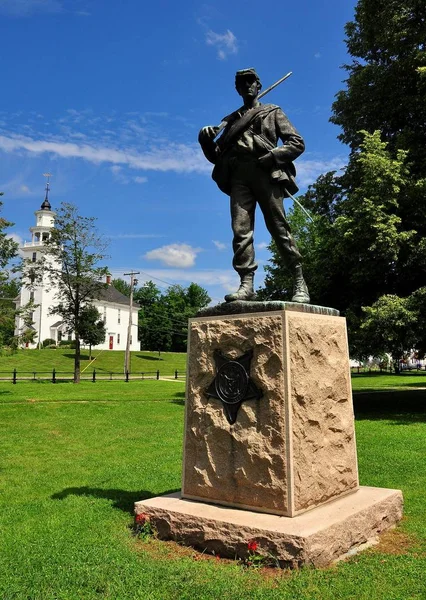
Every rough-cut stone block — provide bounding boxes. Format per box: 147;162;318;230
288;312;359;513
135;487;403;568
182;309;358;516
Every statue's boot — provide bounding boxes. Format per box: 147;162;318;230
291;264;310;304
224;273;256;302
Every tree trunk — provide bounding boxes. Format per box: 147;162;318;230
74;335;81;383
89;343;92;361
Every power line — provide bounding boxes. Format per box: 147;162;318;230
137;270;180;287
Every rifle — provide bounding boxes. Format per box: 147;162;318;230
214;71;293;140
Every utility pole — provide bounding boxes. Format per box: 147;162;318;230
124;271;139;376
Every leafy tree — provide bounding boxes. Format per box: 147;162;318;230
331;0;426;166
26;203;109;382
0;199;36;350
185;282;211;312
161;284;211;352
140;301;174;352
405;287;426;359
135;281;167;351
0;278;21;347
0;198;18;274
78;305;106;360
134;280;161;307
260;131;413;311
261;3;426;360
136;282;210;352
112;277;131;297
331;0;426;291
257;204;328;304
331;131;415;309
361;295;417;372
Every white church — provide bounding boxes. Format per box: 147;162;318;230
15;188;140;351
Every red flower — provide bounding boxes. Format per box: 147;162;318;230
135;512;149;525
247;540;258;552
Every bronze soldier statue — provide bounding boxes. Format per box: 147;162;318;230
198;68;310;304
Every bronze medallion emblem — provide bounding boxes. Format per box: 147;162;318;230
205;348;262;425
215;360;249;405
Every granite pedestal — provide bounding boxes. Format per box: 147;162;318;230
135;303;403;566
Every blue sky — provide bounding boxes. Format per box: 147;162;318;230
1;0;357;304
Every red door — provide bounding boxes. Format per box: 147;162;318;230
109;335;113;350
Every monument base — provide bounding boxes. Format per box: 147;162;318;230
135;486;403;568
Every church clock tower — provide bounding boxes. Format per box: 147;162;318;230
15;175;61;348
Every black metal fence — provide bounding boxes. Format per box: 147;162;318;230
351;364;426;374
0;369;186;383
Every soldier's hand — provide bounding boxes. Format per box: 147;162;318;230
198;126;220;143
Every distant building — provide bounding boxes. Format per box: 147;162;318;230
15;189;140;351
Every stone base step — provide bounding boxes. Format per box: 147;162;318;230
135;486;403;568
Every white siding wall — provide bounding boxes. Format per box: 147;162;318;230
94;302;139;351
16;208;140;352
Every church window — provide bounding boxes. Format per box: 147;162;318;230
42;232;49;242
30;292;34;302
118;309;121;324
117;334;120;344
32;252;37;262
103;306;107;323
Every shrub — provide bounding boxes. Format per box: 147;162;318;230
59;340;76;349
42;338;56;348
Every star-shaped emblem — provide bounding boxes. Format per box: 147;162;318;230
205;348;263;425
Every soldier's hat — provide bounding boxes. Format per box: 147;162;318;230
235;68;262;89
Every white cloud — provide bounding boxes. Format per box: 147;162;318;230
257;241;269;250
297;156;347;188
314;52;321;59
213;240;227;251
0;173;40;198
0;0;62;16
134;176;148;184
205;29;238;60
7;232;25;256
0;134;210;175
7;232;23;246
144;244;202;268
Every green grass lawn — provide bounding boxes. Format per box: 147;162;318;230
1;378;426;599
0;349;187;379
351;370;426;392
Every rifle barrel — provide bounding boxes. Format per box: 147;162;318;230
214;71;293;139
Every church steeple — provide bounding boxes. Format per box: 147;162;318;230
26;175;56;246
40;172;52;210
